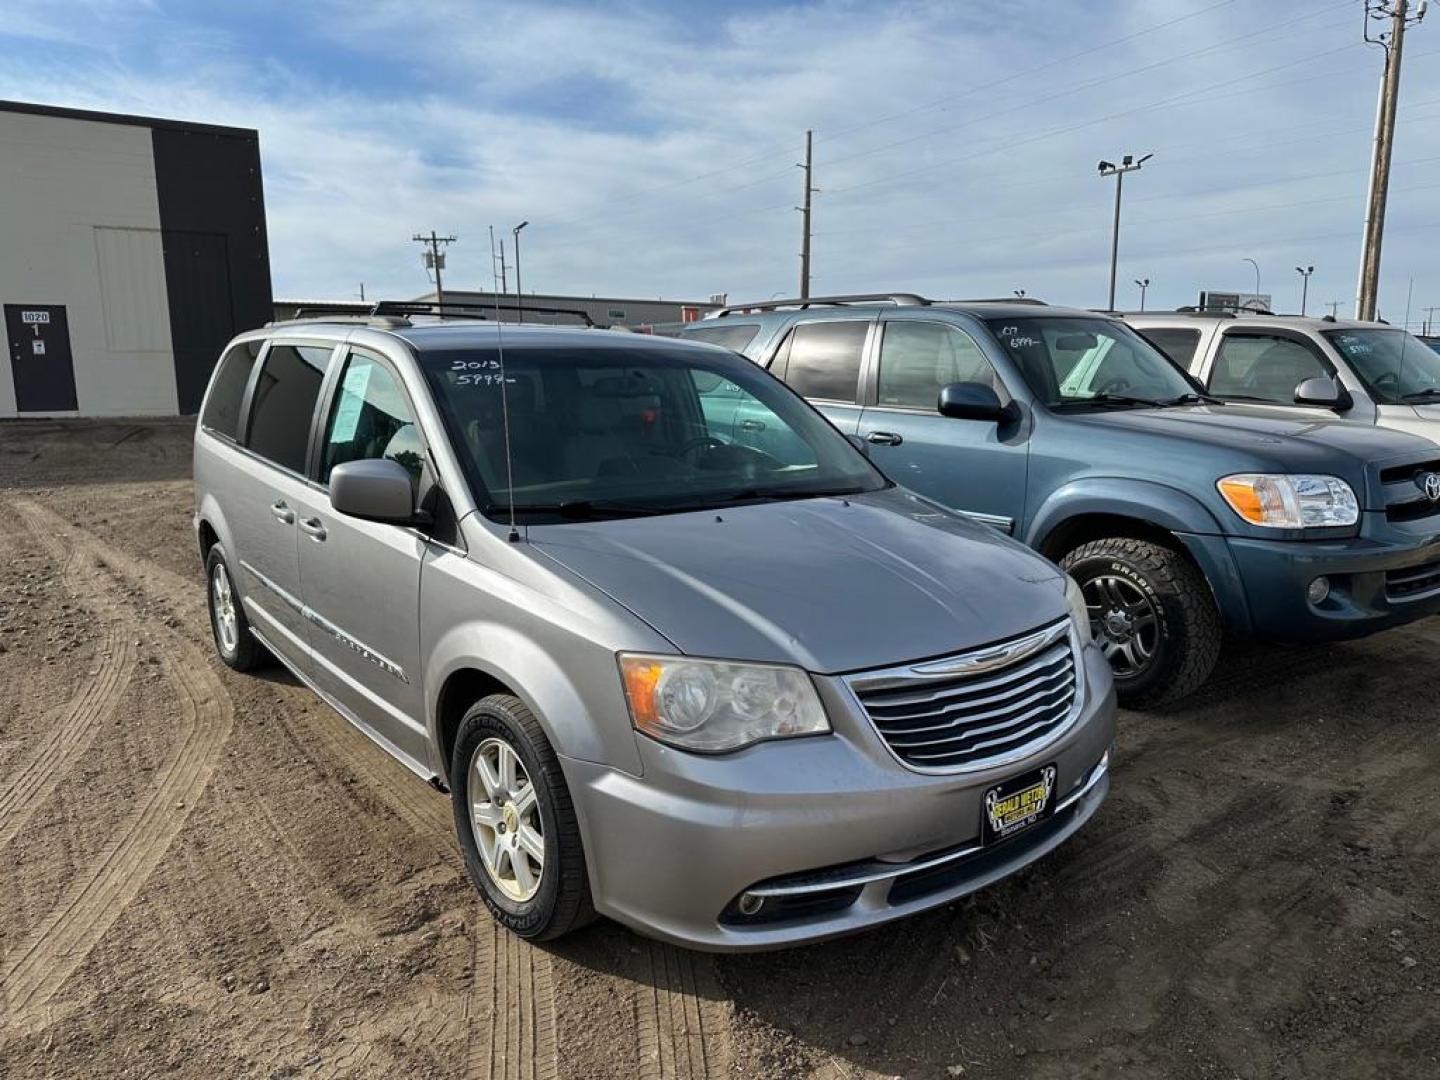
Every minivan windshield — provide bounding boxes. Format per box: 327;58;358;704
420;343;887;522
1321;328;1440;404
986;317;1204;408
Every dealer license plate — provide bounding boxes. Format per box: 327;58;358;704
982;765;1057;844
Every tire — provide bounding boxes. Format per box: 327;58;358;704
1061;537;1222;709
451;694;595;941
205;544;266;672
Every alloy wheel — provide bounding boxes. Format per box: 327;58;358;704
211;563;239;654
468;737;545;902
1083;573;1160;678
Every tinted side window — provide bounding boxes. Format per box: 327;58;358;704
1140;328;1201;368
321;353;424;488
877;322;995;410
781;321;867;402
200;341;262;439
683;324;761;352
246;344;332;472
1209;334;1328;403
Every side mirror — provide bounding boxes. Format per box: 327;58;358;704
1294;376;1353;411
330;459;416;523
938;381;1015;423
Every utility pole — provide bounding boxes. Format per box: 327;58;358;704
512;221;529;323
1423;304;1439;334
797;130;816;299
1134;278;1150;311
1098;153;1151;312
413;231;457;309
489;227;510;295
358;283;366;302
1295;266;1314;315
1357;0;1428;320
1327;300;1343;318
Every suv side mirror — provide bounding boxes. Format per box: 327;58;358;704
330;459;417;523
1294;376;1353;411
938;381;1015;422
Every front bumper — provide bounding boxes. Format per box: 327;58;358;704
1225;517;1440;641
562;642;1115;951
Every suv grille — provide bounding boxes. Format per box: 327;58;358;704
846;620;1079;772
1380;459;1440;524
1387;559;1440;601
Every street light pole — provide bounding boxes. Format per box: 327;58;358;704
512;220;529;324
1243;258;1262;305
1098;153;1151;312
1134;278;1150;311
1295;265;1315;315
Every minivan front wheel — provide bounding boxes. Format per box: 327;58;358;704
451;695;595;940
1061;537;1222;709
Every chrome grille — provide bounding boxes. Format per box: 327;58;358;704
847;620;1079;772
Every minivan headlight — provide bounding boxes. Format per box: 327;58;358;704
618;654;830;752
1216;473;1359;528
1064;575;1093;644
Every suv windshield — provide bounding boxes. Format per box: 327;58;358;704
986;317;1202;408
420;343;887;521
1322;328;1440;404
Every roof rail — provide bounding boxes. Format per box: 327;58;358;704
944;296;1050;306
373;299;596;327
267;311;411;329
710;292;930;317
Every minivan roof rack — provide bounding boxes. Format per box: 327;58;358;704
268;311;411;329
372;299;597;327
711;293;930;317
943;296;1049;306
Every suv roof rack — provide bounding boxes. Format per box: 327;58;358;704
372;299;597;327
942;296;1050;306
711;292;930;317
268;311;411;329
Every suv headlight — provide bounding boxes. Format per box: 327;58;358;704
1064;575;1093;644
618;654;830;752
1216;473;1359;528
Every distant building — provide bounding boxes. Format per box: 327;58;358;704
1;100;272;418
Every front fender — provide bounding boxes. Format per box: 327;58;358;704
1025;478;1252;634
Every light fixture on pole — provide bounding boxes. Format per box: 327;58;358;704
512;220;529;323
1098;153;1152;312
1134;278;1150;311
1295;265;1315;316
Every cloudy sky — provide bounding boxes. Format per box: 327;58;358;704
4;0;1438;324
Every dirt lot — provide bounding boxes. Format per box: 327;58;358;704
1;418;1437;1080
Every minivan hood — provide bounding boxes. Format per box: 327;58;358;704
528;487;1067;674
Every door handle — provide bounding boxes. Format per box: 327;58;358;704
737;419;767;432
298;517;327;542
270;501;295;525
865;431;904;446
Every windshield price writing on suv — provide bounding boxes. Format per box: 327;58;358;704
1322;328;1440;404
420;344;887;521
987;317;1204;408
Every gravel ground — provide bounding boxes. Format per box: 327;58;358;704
1;418;1437;1080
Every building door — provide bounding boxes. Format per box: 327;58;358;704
162;230;235;414
5;304;79;412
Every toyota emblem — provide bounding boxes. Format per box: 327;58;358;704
1423;472;1440;502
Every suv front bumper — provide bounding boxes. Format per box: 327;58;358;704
1219;520;1440;640
560;643;1115;951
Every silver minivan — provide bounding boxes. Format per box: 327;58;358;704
192;315;1115;950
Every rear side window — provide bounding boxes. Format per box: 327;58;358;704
779;320;867;402
682;324;761;353
1208;334;1329;403
321;352;424;488
200;341;262;439
1140;328;1201;368
246;344;333;472
877;321;996;410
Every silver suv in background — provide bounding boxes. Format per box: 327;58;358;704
1126;311;1440;443
192;313;1115;950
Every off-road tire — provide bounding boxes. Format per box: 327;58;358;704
451;695;596;941
204;544;267;672
1061;537;1222;709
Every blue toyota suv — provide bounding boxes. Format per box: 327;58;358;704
677;294;1440;707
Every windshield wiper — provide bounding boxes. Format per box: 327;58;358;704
721;485;869;503
1058;392;1164;409
1157;391;1224;406
1400;387;1440;402
506;499;668;519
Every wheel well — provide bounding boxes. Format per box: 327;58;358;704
1038;513;1184;564
197;519;218;564
435;668;516;783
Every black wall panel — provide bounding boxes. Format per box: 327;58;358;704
152;126;272;414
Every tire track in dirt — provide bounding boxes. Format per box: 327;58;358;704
467;918;559;1080
634;941;731;1080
